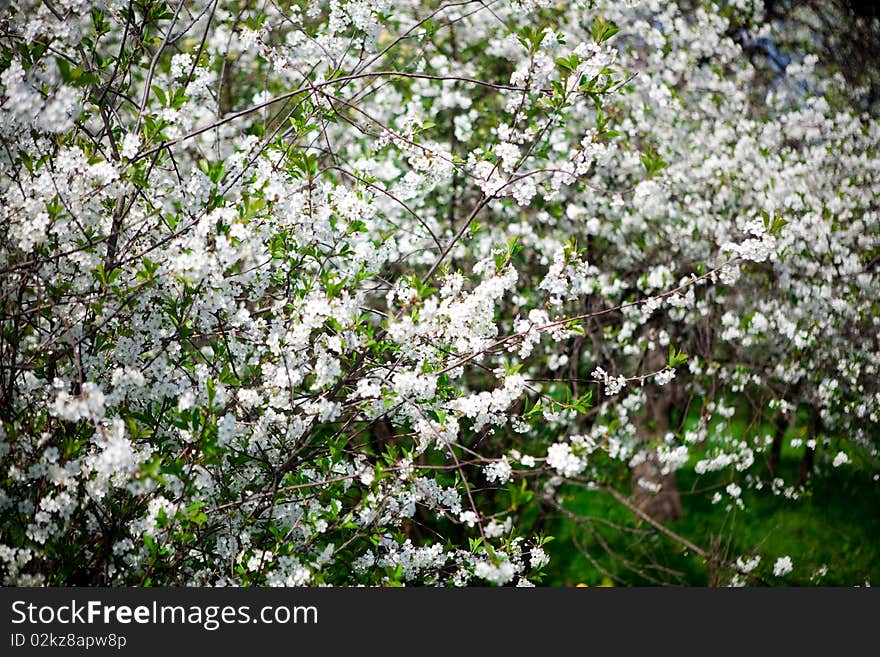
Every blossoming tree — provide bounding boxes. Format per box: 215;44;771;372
1;0;877;586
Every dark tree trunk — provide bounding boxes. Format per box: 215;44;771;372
768;412;788;478
798;446;815;486
797;414;820;486
632;348;682;521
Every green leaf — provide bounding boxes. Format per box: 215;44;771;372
641;148;667;177
667;345;688;367
517;26;545;55
591;16;620;44
152;85;167;108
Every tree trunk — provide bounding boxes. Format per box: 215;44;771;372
797;413;820;486
632;348;682;521
797;447;815;486
768;412;788;478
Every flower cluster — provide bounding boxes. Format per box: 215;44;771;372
0;0;877;587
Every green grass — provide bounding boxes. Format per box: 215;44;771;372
543;457;880;586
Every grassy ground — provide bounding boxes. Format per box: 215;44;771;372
543;446;880;587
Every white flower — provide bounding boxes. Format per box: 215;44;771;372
474;559;516;585
177;390;195;412
546;442;583;477
512;177;537;206
359;468;375;486
655;368;676;386
637;478;662;493
736;555;761;573
52;381;106;422
832;451;849;467
484;457;512;484
120;132;140;159
773;556;793;577
484;519;510;538
494;142;520;172
170;53;194;79
529;546;550;569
